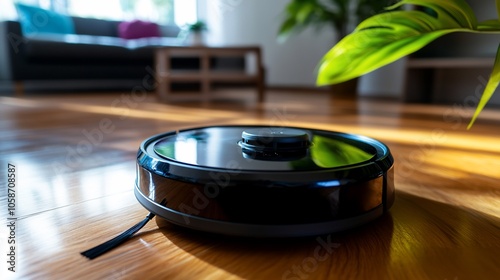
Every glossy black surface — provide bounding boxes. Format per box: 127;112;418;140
136;165;387;224
139;126;393;184
135;125;395;234
153;126;379;171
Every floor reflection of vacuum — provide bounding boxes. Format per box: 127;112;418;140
135;125;395;237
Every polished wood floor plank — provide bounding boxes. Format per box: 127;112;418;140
1;90;499;279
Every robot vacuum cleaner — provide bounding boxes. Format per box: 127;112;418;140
135;125;395;237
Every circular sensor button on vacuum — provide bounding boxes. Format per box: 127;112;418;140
240;128;310;152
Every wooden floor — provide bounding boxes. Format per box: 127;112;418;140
1;89;499;279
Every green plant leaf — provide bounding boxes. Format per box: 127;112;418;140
397;0;476;28
277;17;298;41
317;0;485;85
317;9;471;85
467;43;500;129
497;0;500;20
278;0;319;40
296;2;316;23
478;19;500;31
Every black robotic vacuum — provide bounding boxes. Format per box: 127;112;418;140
135;125;395;237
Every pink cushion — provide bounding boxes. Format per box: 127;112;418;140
118;20;160;39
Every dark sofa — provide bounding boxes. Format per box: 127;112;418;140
0;17;244;93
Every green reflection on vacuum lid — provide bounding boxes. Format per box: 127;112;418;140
152;131;377;170
310;135;375;168
154;142;175;158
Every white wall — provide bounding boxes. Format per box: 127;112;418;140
357;59;406;98
198;0;336;87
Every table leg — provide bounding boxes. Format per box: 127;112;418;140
201;51;210;104
156;50;170;102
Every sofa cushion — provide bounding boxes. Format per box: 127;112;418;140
118;20;160;39
159;24;181;38
15;3;75;35
22;34;183;62
23;34;136;62
72;16;120;37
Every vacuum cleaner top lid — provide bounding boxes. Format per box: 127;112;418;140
140;126;393;184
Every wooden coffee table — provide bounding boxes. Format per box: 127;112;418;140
154;45;265;103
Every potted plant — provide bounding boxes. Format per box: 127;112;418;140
316;0;500;128
278;0;396;40
184;20;208;45
278;0;398;93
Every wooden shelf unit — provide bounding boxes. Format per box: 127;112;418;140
155;45;265;103
402;2;498;104
403;57;495;103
